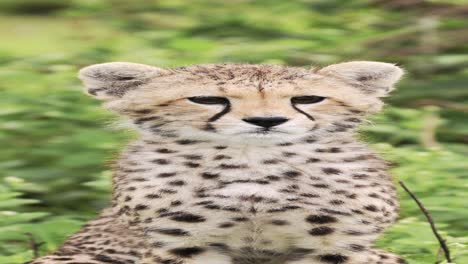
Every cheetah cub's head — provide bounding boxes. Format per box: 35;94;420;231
79;61;403;143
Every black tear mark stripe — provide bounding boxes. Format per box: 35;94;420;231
292;104;315;121
208;101;231;122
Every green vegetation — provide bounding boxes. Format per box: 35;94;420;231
0;0;467;263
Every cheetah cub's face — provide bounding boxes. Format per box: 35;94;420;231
79;61;403;142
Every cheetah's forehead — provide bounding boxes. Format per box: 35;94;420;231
169;64;318;83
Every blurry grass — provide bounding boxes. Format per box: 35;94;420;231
0;0;467;263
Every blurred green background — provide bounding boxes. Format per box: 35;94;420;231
0;0;467;263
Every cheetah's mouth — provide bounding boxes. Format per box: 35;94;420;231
241;128;289;137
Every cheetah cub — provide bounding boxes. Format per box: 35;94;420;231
31;61;406;264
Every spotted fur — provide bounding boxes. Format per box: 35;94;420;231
30;61;406;264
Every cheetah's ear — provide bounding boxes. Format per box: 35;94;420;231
318;61;404;97
78;62;168;101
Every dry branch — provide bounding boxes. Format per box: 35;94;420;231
398;181;452;263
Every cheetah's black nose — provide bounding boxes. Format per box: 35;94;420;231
242;117;289;128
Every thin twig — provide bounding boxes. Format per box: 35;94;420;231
398;181;452;263
24;232;44;259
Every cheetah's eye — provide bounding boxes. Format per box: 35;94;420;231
188;96;230;105
291;96;326;104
